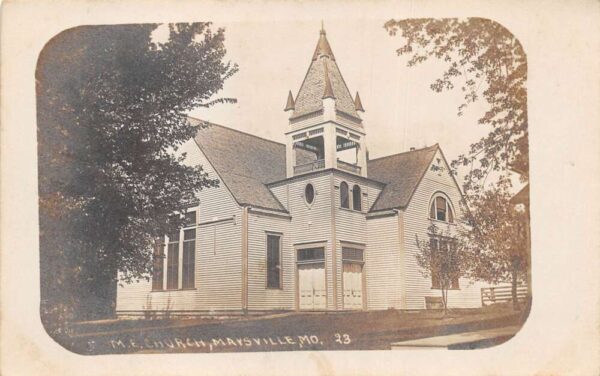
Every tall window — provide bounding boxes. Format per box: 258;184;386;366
163;210;197;290
266;234;281;288
181;212;197;289
430;237;459;289
166;230;180;290
152;238;165;291
340;182;349;209
352;184;362;211
430;195;454;223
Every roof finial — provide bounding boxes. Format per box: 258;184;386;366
354;92;365;112
284;90;295;112
312;22;335;61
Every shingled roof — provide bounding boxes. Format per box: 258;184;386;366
191;118;289;212
191;118;442;213
367;145;439;212
291;29;360;120
191;118;316;213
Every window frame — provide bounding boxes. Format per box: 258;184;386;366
341;247;364;263
152;238;165;291
340;181;350;209
181;227;196;289
428;193;455;224
295;242;327;265
265;232;283;289
166;232;180;290
352;184;362;211
152;208;198;292
304;183;315;206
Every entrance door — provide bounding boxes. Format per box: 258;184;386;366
298;263;326;310
343;262;363;309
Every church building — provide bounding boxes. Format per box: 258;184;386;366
116;27;487;316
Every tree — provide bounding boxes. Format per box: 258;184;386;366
415;224;468;315
36;23;238;329
385;18;528;195
460;179;529;310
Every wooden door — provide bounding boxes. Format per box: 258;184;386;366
343;262;363;309
298;263;326;310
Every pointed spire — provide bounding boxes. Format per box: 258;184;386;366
284;90;295;111
354;91;365;112
322;61;335;99
291;25;360;120
312;23;335;61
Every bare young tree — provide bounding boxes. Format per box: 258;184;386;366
415;224;468;315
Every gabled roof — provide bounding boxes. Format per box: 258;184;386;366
291;29;359;120
191;118;289;212
367;145;439;211
190;118;447;214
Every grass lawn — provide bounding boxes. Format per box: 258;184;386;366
61;303;527;354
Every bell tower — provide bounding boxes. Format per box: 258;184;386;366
284;26;367;178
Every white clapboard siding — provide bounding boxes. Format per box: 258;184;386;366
333;173;374;308
402;149;484;309
280;173;335;309
116;140;243;313
290;112;325;133
365;214;403;310
334;117;364;134
246;213;294;311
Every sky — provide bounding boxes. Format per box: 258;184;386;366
180;19;499;186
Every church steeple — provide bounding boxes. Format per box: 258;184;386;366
289;26;360;121
285;25;368;178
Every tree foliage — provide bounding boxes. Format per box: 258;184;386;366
415;224;469;314
459;179;529;309
37;23;238;324
385;18;528;195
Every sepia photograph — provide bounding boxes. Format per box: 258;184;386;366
1;0;599;374
37;18;531;354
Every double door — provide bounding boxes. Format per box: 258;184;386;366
298;263;326;310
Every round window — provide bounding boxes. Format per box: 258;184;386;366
305;184;315;204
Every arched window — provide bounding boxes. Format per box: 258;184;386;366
340;182;349;209
352;184;362;211
430;194;454;223
305;183;315;204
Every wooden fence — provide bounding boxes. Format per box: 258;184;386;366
481;285;528;306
